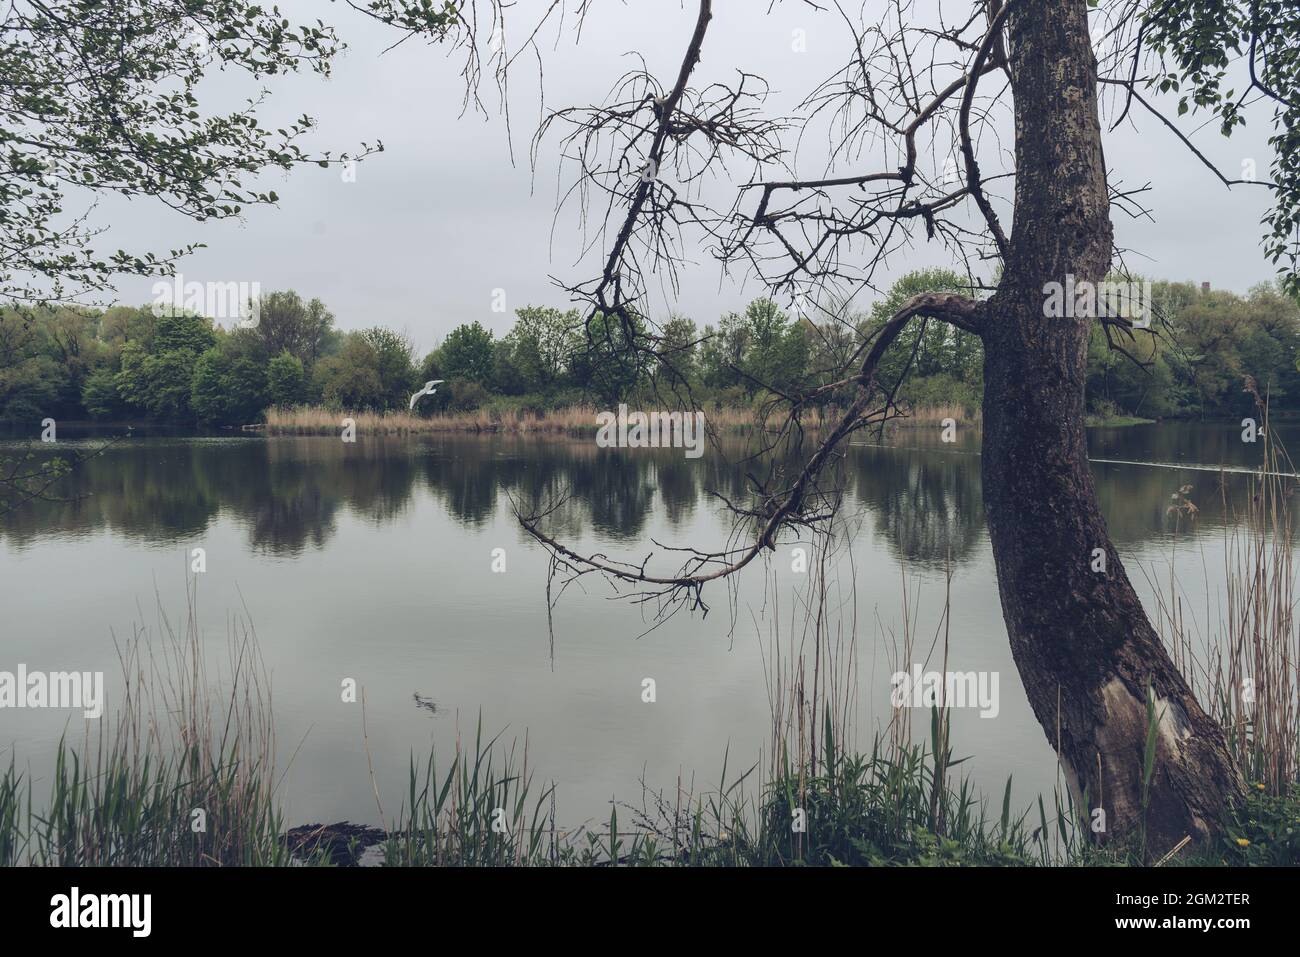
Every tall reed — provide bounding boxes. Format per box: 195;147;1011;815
0;579;296;866
1148;389;1300;795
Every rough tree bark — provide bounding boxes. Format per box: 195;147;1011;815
980;0;1244;854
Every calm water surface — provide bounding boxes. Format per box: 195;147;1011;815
0;421;1290;828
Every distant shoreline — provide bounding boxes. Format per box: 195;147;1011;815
9;407;1288;442
261;403;840;436
256;402;993;436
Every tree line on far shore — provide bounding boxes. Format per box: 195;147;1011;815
1;270;1297;428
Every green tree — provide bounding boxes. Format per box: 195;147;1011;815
491;339;529;395
0;353;61;424
0;307;63;422
267;352;306;408
98;306;158;352
0;2;420;303
568;311;646;403
417;350;443;384
139;349;202;421
699;310;750;391
255;291;337;367
358;327;417;409
107;310;215;421
152;310;216;356
313;334;384;411
1237;282;1300;410
112;342;149;414
439;321;496;384
81;368;127;420
506;306;577;392
188;348;228;421
42;308;101;413
190;345;268;425
738;298;809;396
1144;1;1300;294
1169;289;1249;414
657;314;699;389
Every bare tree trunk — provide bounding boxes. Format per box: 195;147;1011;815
981;0;1243;854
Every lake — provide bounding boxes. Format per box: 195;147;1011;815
0;420;1288;830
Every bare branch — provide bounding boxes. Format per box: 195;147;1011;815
517;292;983;613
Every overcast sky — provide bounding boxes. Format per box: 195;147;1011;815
101;1;1281;357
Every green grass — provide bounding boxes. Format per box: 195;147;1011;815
0;738;306;867
3;704;1296;867
1085;413;1156;428
0;589;317;867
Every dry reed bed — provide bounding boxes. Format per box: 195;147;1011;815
886;402;982;428
263;404;835;436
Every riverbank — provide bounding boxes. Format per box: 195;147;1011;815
263;403;840;436
1085;413;1157;428
260;403;987;436
883;402;981;428
6;408;1263;441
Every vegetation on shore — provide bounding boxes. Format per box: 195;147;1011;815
1084;411;1157;428
4;272;1297;438
262;403;834;436
260;401;1163;436
0;583;291;867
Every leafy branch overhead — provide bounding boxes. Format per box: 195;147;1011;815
0;0;416;303
1139;0;1300;292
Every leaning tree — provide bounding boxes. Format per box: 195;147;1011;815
390;0;1300;854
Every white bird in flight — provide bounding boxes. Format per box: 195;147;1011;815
409;380;444;410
